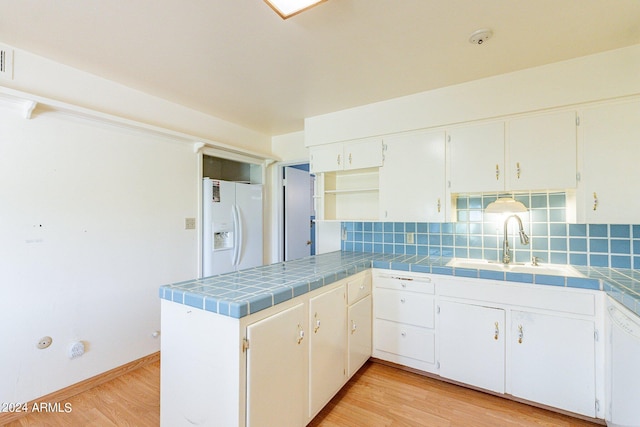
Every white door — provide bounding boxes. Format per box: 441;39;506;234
235;183;263;270
348;295;372;377
580;99;640;223
379;130;446;221
284;166;312;261
448;121;505;193
507;110;577;191
343;138;384;170
439;300;506;393
309;285;347;418
309;143;343;173
246;303;306;427
510;310;596;417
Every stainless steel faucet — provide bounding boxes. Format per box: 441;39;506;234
502;214;529;264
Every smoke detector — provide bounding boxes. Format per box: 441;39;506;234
469;29;493;45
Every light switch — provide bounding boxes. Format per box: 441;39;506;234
406;232;414;244
185;218;196;230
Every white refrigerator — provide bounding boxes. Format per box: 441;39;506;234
202;178;263;276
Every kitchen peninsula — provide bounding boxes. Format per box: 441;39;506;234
159;251;640;427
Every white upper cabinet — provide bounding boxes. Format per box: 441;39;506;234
579;99;640;224
448;121;505;193
309;143;344;173
379;130;446;222
310;138;383;173
507;110;577;191
449;111;577;194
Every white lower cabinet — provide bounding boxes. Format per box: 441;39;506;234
246;303;307;427
372;270;437;373
438;301;506;394
308;285;347;418
436;276;603;419
348;295;372;377
509;310;596;417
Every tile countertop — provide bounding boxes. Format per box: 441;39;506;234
159;251;640;319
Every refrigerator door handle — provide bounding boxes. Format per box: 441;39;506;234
235;205;244;267
232;205;241;267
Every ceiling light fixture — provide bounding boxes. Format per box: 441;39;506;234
264;0;327;19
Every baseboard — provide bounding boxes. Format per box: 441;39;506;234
0;351;160;425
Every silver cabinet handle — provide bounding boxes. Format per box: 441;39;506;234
313;312;321;333
337;154;341;165
593;192;598;211
351;320;357;334
518;325;524;344
516;162;521;179
495;164;500;180
297;324;305;344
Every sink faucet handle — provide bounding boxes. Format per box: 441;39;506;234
532;256;543;266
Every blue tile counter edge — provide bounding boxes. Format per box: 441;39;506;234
159;251;640;318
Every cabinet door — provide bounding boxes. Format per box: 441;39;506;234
507;111;577;191
246;303;306;427
310;143;344;173
379;130;446;221
448;121;505;193
510;311;596;417
348;295;372;377
439;301;505;393
580;99;640;223
309;286;347;417
344;138;383;170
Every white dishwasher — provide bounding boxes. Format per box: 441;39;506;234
606;297;640;427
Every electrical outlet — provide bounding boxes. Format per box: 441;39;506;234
185;218;196;230
406;232;414;244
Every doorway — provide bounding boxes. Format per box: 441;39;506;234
283;164;315;261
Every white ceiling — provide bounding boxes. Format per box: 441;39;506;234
1;0;639;136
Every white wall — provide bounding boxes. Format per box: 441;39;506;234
305;45;640;145
2;43;272;156
272;131;308;162
0;105;198;403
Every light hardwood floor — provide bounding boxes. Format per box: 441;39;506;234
6;360;600;426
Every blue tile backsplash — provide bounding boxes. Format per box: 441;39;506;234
342;192;640;269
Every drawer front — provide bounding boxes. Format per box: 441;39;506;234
374;272;435;294
375;288;434;328
374;319;435;363
347;272;371;305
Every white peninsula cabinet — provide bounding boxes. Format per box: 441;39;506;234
247;304;307;427
448;110;577;193
436;276;604;419
379;130;447;222
578;98;640;224
308;285;347;418
161;270;372;427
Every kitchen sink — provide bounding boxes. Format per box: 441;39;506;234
445;258;585;278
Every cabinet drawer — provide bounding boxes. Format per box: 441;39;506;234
374;319;435;363
374;271;435;294
347;272;371;304
375;288;434;328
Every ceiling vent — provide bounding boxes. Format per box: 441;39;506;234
0;44;14;80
